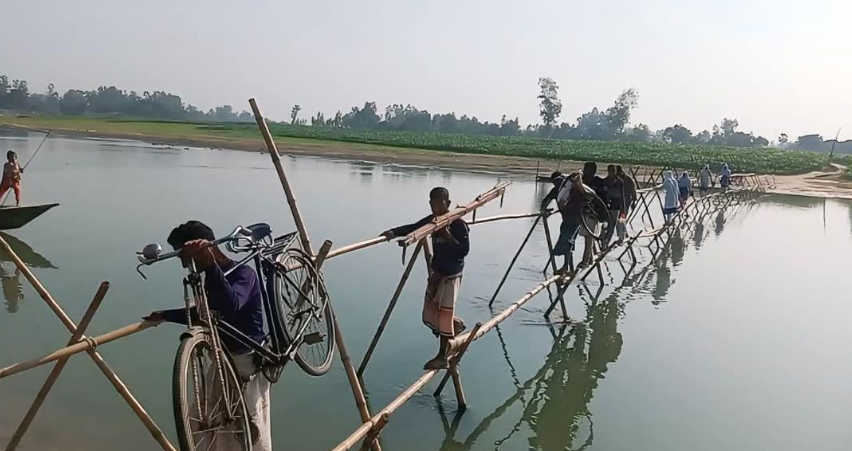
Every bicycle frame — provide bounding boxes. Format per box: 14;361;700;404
138;227;323;375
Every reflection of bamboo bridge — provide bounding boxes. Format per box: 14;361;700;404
0;98;772;451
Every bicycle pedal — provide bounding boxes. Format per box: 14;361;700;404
303;332;324;345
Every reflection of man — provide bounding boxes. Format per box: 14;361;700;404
0;263;23;313
531;295;623;451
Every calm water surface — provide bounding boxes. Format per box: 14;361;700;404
1;130;851;451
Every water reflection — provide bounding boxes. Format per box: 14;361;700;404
442;286;624;451
0;233;56;313
0;264;23;313
715;210;726;236
349;161;376;182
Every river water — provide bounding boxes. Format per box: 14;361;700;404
0;130;850;451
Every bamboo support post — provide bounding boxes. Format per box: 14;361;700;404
313;240;381;451
0;235;175;451
488;216;541;306
250;98;315;256
433;322;482;399
5;282;110;451
357;242;424;377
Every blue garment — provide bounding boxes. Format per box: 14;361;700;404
392;215;470;276
163;261;265;352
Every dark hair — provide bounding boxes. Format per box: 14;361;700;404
6;150;16;159
583;162;597;173
167;220;215;249
616;165;625;175
429;187;450;201
607;164;617;172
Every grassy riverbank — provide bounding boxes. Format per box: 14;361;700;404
0;115;837;174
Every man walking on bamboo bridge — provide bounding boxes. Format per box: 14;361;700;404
144;220;272;451
382;187;470;370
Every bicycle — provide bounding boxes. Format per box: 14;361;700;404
136;223;335;451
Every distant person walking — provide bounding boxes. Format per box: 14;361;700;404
617;166;637;212
662;171;679;224
603;164;626;247
720;163;732;191
540;171;586;274
580;162;608;267
699;165;713;196
0;151;23;206
678;171;692;208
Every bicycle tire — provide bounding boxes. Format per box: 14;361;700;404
274;249;336;376
173;332;253;451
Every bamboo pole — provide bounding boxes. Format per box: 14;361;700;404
5;282;110;451
470;212;542;225
331;370;440;451
312;240;381;451
249;98;314;256
326;236;390;260
488;216;541;306
0;235;175;451
450;274;562;351
0;321;161;379
399;182;510;245
357;242;424;377
433;322;482;398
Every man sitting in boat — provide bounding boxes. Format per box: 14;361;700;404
1;151;23;206
382;187;470;370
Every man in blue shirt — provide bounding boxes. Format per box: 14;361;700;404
145;220;271;450
383;187;470;370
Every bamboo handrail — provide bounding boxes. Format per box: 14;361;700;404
0;320;162;379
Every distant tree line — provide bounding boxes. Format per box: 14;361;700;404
0;75;254;122
0;73;845;152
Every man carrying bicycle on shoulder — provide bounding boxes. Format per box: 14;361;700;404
145;220;271;451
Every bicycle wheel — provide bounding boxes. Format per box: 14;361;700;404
173;332;253;451
274;249;335;376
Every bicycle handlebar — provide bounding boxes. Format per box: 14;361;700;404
136;226;252;266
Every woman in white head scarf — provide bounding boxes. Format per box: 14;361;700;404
662;170;679;224
699;165;713;196
720;163;732;190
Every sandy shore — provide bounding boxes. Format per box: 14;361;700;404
5;123;852;199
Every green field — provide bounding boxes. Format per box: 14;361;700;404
0;115;839;174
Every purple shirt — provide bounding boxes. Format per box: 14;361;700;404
163;260;265;352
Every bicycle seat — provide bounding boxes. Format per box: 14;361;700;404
246;223;272;242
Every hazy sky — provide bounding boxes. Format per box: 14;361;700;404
3;0;850;140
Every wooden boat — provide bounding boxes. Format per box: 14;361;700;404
0;203;59;230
